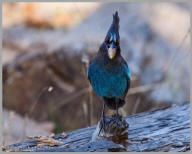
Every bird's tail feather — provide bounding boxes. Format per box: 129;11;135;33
103;97;125;110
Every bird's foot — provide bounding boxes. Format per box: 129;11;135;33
114;113;123;123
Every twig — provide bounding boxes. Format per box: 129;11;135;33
155;28;191;103
29;86;51;116
53;82;161;111
53;87;90;111
128;82;162;95
88;83;94;126
132;98;141;114
20;86;53;142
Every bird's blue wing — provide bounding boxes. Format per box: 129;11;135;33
87;63;106;97
118;64;131;99
124;64;131;80
87;67;90;81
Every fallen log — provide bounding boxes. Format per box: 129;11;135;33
3;102;190;152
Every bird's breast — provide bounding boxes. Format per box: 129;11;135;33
88;63;127;98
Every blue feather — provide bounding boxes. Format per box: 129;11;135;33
124;64;131;80
87;62;128;98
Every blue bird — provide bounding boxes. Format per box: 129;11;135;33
87;11;131;128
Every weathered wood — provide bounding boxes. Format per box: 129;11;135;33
3;102;190;152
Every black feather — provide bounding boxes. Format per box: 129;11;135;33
87;11;131;112
104;11;120;43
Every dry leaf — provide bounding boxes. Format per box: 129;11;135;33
4;148;19;152
27;136;63;146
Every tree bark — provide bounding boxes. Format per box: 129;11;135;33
3;102;190;152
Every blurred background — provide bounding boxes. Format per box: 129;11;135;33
2;2;190;146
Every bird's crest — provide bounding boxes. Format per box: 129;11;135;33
104;11;120;43
112;11;119;28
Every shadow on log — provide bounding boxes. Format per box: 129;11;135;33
3;102;190;152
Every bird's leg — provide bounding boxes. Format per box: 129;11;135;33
101;102;106;128
99;102;106;134
115;100;119;120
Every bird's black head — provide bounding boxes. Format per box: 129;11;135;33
102;11;120;60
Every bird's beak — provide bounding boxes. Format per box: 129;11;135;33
108;43;116;59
